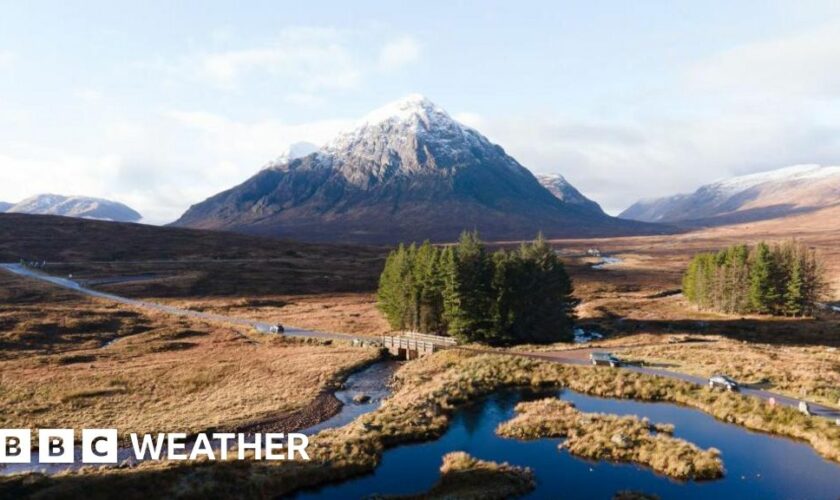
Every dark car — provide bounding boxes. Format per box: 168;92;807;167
708;374;739;391
590;352;621;367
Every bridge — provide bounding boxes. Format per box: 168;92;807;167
380;332;457;360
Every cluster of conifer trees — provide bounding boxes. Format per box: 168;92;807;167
682;240;826;316
376;231;576;345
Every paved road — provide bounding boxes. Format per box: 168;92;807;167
0;263;352;342
521;347;840;420
3;262;839;421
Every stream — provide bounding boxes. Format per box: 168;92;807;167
592;256;623;270
297;389;840;499
5;360;840;498
0;360;400;476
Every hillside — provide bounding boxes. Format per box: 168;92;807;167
174;95;663;244
620;164;840;226
5;194;142;222
536;174;602;212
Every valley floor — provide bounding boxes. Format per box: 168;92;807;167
0;272;380;442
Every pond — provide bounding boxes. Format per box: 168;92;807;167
296;388;840;499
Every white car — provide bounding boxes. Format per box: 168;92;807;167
708;374;739;391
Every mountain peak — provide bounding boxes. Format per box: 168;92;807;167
620;163;840;226
326;94;466;153
174;95;655;243
360;93;442;124
6;194;142;222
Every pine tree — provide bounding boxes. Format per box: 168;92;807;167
442;231;494;343
784;256;804;317
516;233;575;343
749;242;775;314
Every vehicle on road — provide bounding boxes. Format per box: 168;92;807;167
590;352;621;367
708;374;739;391
254;324;284;334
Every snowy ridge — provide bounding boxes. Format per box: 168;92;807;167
6;194;142;222
620;164;840;224
536;173;603;212
263;142;320;170
709;164;840;194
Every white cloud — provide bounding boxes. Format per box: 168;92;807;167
689;22;840;99
0;110;354;224
471;108;840;215
0;50;15;70
197;28;362;91
378;36;422;71
452;112;484;129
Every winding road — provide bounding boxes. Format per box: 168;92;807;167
0;263;350;342
3;262;839;421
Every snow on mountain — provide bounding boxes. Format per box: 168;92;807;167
173;94;658;244
263;142;320;170
536;174;602;213
620;164;840;226
0;201;11;212
6;194;142;222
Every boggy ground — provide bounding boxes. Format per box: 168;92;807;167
496;398;722;480
376;451;535;500
0;271;380;441
5;350;839;499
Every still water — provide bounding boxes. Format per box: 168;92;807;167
297;389;840;499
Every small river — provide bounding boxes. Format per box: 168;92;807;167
297;388;840;499
0;361;400;476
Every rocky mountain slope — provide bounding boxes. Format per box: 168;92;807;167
620;164;840;226
536;174;602;212
6;194;142;222
174;95;662;243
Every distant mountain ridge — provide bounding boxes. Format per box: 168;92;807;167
5;194;142;222
174;94;661;243
620;164;840;226
536;174;602;212
0;202;11;212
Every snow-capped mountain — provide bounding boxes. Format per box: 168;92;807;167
536;174;602;213
174;94;659;243
6;194;142;222
620;164;840;226
263;142;320;170
0;201;11;212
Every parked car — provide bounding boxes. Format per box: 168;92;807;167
590;352;621;367
269;324;284;334
708;374;739;391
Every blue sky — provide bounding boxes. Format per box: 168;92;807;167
2;1;840;222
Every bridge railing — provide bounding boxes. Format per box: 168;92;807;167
400;331;457;346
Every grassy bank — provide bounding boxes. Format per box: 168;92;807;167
376;452;535;499
497;398;722;480
0;272;381;442
4;350;839;498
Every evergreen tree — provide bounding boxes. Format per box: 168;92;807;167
442;231;494;343
784;256;804;317
749;242;776;314
514;233;575;343
682;240;825;317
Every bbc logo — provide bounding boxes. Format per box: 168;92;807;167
0;429;118;463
